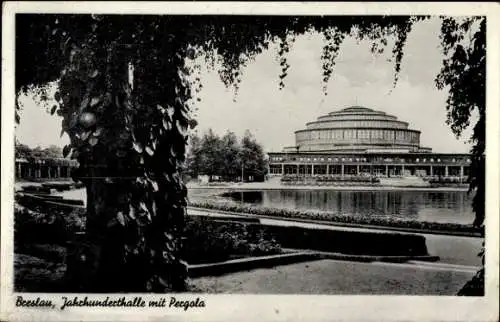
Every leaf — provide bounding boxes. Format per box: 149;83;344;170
50;105;57;115
150;180;159;192
116;212;125;226
89;137;98;146
145;146;154;156
166;105;175;118
80;96;89;111
158;276;169;287
54;91;61;102
176;121;187;136
128;206;136;220
90;97;101;107
93;127;103;136
162;118;171;130
133;142;143;153
89;70;99;78
139;202;148;213
80;131;90;141
62;145;71;157
107;218;118;228
189;119;198;129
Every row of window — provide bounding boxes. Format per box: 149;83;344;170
319;115;397;121
296;129;419;142
270;156;472;163
307;120;407;130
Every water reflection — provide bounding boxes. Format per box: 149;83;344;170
59;187;475;224
221;190;474;224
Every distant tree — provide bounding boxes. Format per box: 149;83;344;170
185;133;202;178
220;131;241;181
198;129;223;180
15;142;32;159
239;130;268;182
44;145;63;158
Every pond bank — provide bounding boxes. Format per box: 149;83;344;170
186;181;469;192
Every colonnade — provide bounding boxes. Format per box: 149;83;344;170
272;163;467;178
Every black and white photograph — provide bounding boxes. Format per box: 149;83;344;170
1;2;499;321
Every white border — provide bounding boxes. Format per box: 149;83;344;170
2;2;499;322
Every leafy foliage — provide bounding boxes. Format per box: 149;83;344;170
239;130;268;182
15;143;63;159
185;129;267;181
183;217;281;264
435;17;485;229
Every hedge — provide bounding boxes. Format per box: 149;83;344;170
199;219;429;256
188;201;482;235
14;203;85;246
182;217;282;264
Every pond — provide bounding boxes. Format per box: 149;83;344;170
57;187;475;225
219;189;474;225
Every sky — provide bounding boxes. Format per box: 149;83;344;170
15;17;477;154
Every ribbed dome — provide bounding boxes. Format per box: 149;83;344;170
339;106;373;112
289;106;427;153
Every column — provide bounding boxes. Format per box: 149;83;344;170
57;166;61;178
341;164;344;177
356;164;360;175
296;164;299;175
281;164;285;175
326;164;330;175
460;166;464;183
401;164;405;176
311;164;315;176
430;165;433;176
16;163;21;178
385;165;388;177
445;166;449;177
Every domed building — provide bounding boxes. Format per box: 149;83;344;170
268;106;471;179
284;106;431;153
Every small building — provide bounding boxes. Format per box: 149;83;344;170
15;157;78;180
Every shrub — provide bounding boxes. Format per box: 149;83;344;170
182;217;281;264
14;203;85;246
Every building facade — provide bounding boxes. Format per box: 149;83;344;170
15;157;78;180
269;106;470;178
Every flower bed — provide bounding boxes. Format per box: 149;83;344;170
281;175;380;185
188;201;482;235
